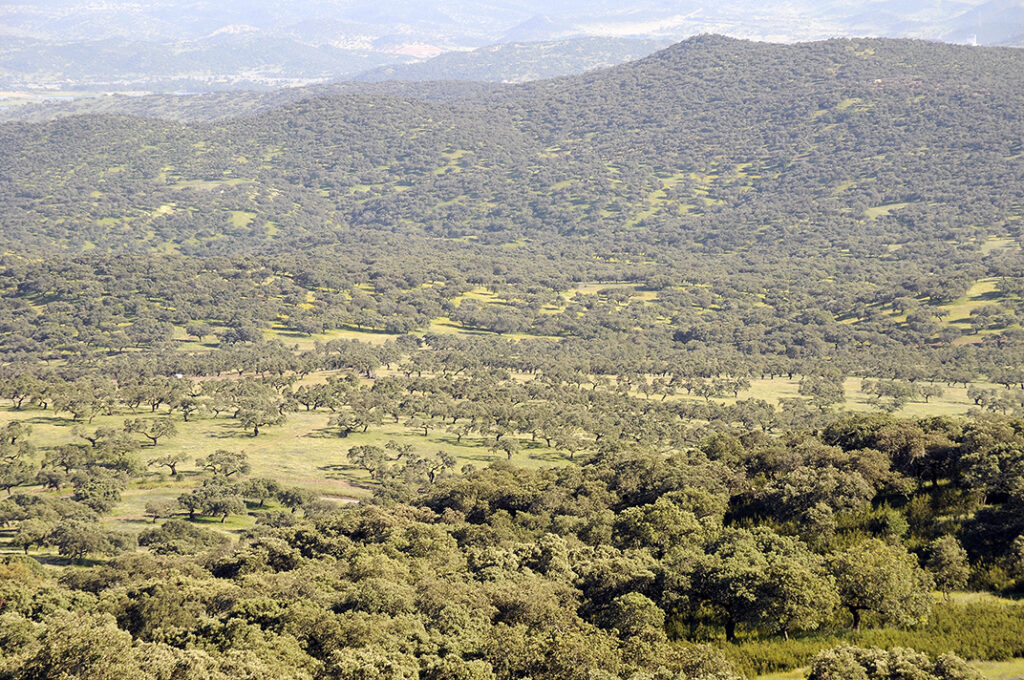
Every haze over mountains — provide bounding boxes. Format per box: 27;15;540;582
5;0;1023;45
1;0;1021;98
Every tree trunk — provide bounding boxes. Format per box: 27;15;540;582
725;619;736;642
850;606;862;632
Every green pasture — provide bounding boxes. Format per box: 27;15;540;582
936;279;1002;325
0;368;985;526
864;202;913;219
263;322;400;349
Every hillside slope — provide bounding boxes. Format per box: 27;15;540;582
2;35;1021;260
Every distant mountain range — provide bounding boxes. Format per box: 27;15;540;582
0;34;402;92
355;38;674;84
0;0;1020;99
940;0;1024;45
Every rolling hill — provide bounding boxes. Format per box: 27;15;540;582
2;35;1021;259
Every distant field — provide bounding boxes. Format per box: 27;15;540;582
207;272;1024;352
264;323;399;348
0;366;987;537
0;396;571;544
940;279;1002;326
864;201;913;219
0;90;102;108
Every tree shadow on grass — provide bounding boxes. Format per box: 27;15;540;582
317;463;361;473
31;554;106;568
118;518;155;526
332;325;402;337
206;421;251;439
316;463;374;488
459;451;502;464
527;450;570;464
23;415;73;426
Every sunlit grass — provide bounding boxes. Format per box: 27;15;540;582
229;210;256;228
864;202;912;219
972;658;1024;680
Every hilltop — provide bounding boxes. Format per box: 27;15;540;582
2;36;1021;256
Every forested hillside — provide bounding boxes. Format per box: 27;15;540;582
1;36;1024;680
4;36;1022;254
